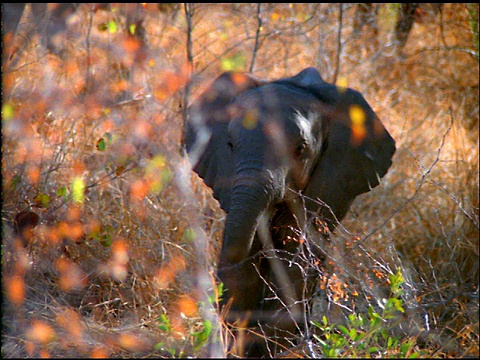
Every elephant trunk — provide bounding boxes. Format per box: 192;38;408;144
219;172;274;268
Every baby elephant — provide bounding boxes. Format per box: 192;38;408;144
185;68;396;357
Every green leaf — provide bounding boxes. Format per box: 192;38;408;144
389;267;405;295
57;186;68;201
57;186;67;197
97;132;113;152
8;174;21;191
34;193;50;208
387;336;393;347
400;340;413;355
129;23;136;35
337;325;349;336
183;228;197;242
107;20;118;34
2;102;15;121
158;314;171;333
220;52;246;72
96;137;106;151
311;320;322;329
154;342;164;351
193;319;212;350
99;233;112;247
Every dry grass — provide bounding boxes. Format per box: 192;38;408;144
2;3;478;358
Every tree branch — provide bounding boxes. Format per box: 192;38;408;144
249;3;262;73
181;3;195;155
332;3;343;84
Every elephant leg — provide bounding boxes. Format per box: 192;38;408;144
218;233;272;357
248;253;316;357
218;257;264;319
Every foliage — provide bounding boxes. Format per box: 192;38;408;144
2;3;478;359
312;268;424;358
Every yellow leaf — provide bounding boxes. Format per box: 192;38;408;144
71;177;85;204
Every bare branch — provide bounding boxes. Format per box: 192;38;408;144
181;3;195;155
360;107;456;245
85;5;95;92
249;3;262;73
332;3;343;84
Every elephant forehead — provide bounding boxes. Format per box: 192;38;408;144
291;109;320;141
232;84;320;124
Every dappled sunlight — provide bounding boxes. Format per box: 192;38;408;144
348;104;367;146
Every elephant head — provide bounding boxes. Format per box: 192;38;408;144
185;67;395;354
187;66;394;263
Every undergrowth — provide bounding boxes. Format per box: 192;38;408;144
2;3;478;358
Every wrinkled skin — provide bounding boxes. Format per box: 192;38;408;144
185;68;396;357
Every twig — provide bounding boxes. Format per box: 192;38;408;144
409;46;479;61
359;107;455;246
85;5;95;92
249;3;262;73
332;3;343;84
181;3;195;156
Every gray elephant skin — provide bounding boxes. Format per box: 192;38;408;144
185;67;396;356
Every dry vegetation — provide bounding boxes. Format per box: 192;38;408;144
2;3;478;358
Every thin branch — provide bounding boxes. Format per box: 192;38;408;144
249;3;262;73
409;46;479;61
85;4;95;93
181;3;195;156
359;107;455;246
332;3;343;84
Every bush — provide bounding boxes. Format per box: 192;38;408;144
2;3;478;358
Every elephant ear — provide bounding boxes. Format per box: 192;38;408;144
273;67;325;89
185;72;266;212
304;82;396;226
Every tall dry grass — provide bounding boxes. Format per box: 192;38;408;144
2;3;478;358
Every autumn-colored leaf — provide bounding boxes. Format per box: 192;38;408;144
5;275;26;305
55;258;87;291
114;165;125;176
56;309;84;344
349;104;367;146
177;296;198;317
117;333;148;351
153;255;187;289
33;193;50;208
130;179;148;201
90;347;110;358
26;320;56;344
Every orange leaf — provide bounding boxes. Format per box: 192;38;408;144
26;320;56;344
5;275;26;306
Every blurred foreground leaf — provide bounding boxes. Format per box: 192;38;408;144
34;193;50;208
71;177;85;204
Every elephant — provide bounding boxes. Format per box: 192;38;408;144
185;67;396;356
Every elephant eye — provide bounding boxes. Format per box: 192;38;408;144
294;142;309;159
